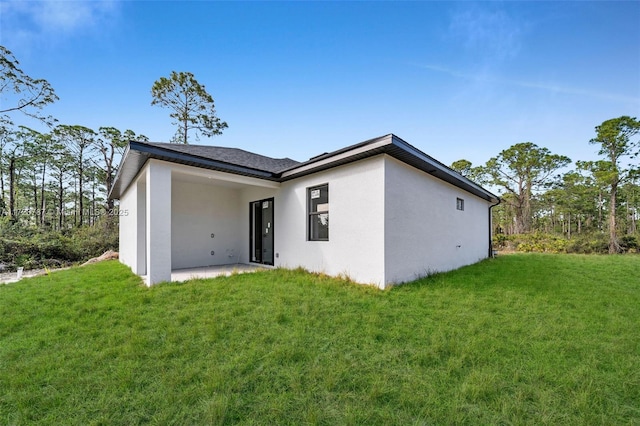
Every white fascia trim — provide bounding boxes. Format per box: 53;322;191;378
280;136;391;179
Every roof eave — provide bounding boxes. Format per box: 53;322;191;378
279;134;498;202
387;135;498;202
109;141;281;200
107;143;130;200
110;135;498;204
134;141;277;178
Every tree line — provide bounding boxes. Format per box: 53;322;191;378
452;117;640;254
1;46;227;232
0;123;146;229
1;42;638;271
0;45;228;269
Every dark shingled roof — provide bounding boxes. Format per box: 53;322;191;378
145;142;300;174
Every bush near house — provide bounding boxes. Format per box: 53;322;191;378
493;232;638;254
0;218;118;271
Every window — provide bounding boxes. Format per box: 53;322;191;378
308;184;329;241
456;197;465;211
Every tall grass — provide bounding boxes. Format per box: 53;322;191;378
1;254;638;424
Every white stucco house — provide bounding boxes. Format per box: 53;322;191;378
109;134;499;289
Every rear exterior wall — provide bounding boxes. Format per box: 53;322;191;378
171;179;243;270
275;156;386;287
384;156;490;285
119;174;146;275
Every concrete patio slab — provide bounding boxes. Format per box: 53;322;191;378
169;264;267;283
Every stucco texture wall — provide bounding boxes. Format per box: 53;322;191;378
118;174;146;275
384;156;490;284
276;156;386;286
171;179;243;269
118;176;137;271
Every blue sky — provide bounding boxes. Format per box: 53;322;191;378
1;1;639;168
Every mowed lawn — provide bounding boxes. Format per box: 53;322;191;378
1;255;639;425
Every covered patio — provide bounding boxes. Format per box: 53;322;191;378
118;157;280;286
167;264;268;283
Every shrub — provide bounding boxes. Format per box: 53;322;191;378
495;232;615;254
0;218;118;271
71;221;119;259
620;235;639;252
586;235;609;254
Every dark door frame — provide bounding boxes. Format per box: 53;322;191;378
249;197;274;265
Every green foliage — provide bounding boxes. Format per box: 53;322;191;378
508;233;569;253
620;235;639;252
590;116;640;164
0;45;58;125
450;158;487;184
1;255;639;424
69;221;119;259
488;116;639;249
151;71;228;144
493;232;621;254
482;142;571;233
0;219;118;271
450;159;473;175
588;116;640;253
96;127;148;208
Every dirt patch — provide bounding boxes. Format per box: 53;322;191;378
81;250;119;266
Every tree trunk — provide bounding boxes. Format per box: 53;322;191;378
40;163;46;226
8;156;15;220
58;174;64;230
41;196;46;227
609;181;620;254
73;177;78;226
106;170;114;210
627;201;635;235
183;120;188;144
578;216;582;234
598;191;603;230
518;192;532;234
512;196;524;234
0;160;4;209
78;168;83;227
91;180;96;226
183;94;189;144
32;176;38;224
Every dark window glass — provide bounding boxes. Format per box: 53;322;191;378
308;184;329;241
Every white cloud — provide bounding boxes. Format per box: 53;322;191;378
448;5;523;62
0;0;119;49
36;1;117;32
419;64;640;105
438;4;639;107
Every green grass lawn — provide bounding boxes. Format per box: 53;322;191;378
1;254;639;425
